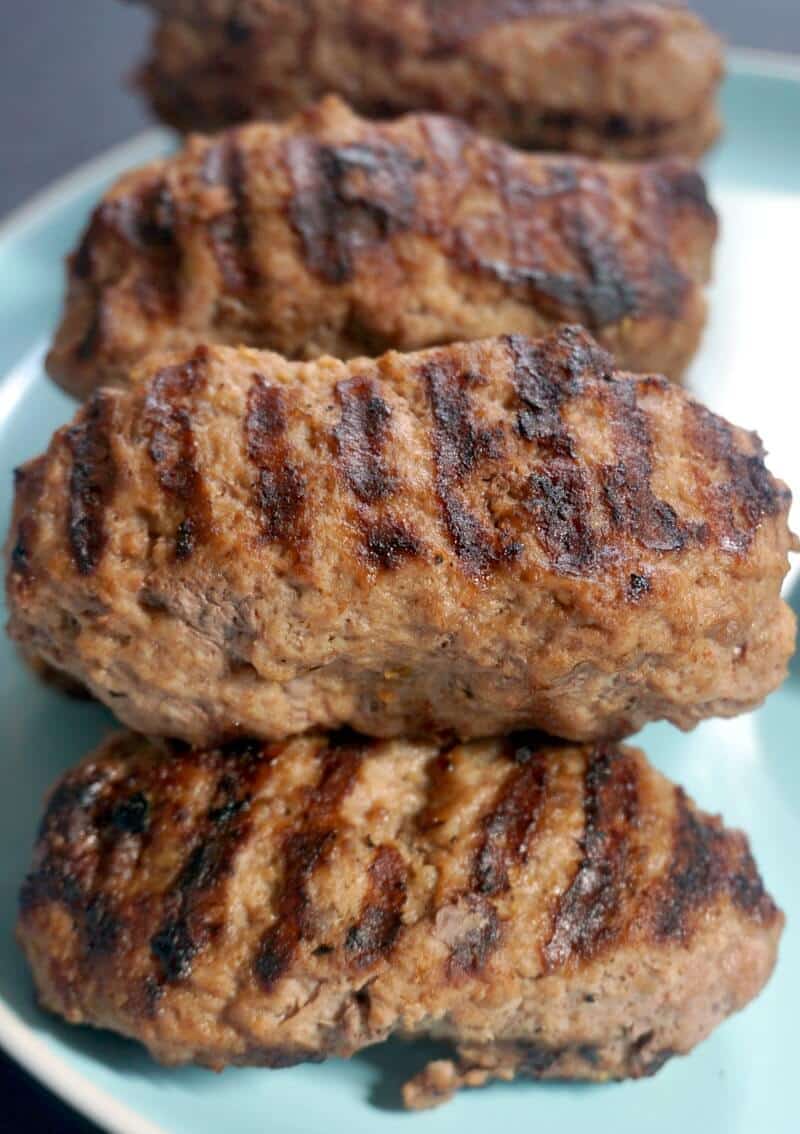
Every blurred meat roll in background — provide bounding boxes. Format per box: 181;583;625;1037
129;0;723;159
9;328;796;746
47;97;717;399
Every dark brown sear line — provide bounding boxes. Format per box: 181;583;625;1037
649;786;778;944
73;179;178;281
446;894;502;981
202;133;259;294
19;765;116;919
361;516;422;570
637;163;715;322
150;741;276;987
245;373;306;546
456;149;635;328
9;459;47;585
542;744;639;971
540;108;675;144
66;391;117;575
471;734;549;896
72;180;179;362
334;376;396;504
553;175;638;327
424;357;520;576
601;379;689;552
508;330;604;575
508;330;591;455
686;400;786;552
144;352;211;560
345;844;408;969
334;375;423;569
254;735;366;990
285;137;418;284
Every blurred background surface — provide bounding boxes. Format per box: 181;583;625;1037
1;0;799;217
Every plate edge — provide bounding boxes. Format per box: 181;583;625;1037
0;128;171;245
0;1001;166;1134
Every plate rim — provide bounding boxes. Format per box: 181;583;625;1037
1;45;799;1134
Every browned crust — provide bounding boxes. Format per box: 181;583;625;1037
131;1;723;160
8;328;796;745
17;730;783;1105
46;97;717;399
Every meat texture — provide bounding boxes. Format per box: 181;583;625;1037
46;96;717;399
18;729;783;1108
130;1;723;160
7;328;796;745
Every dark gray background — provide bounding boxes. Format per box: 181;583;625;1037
1;0;799;217
0;2;797;1132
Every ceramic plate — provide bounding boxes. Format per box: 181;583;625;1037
0;50;798;1134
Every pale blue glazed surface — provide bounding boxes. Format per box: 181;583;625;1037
0;57;798;1134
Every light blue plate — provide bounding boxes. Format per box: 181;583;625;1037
1;50;799;1134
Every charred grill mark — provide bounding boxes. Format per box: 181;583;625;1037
601;381;688;552
144;353;211;560
655;164;716;224
472;735;549;896
540;108;675;143
19;771;110;915
9;460;47;586
105;791;150;835
71;181;179;362
9;515;37;581
525;460;596;574
650;788;778;943
334;375;423;568
254;736;366;990
728;842;780;924
345;845;407;969
362;517;422;569
286;138;418;284
446;895;502;981
556;192;638;327
543;745;639;971
245;374;306;546
509;328;609;450
150;743;273;986
687;401;786;552
202;134;259;293
73;180;177;281
83;894;121;956
652;788;727;942
66;391;117;575
334;377;396;503
424;358;520;575
18;763;144;965
508;331;605;574
627;572;651;601
459;154;636;328
636;166;695;321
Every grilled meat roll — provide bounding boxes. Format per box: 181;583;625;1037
130;1;723;160
18;729;782;1108
8;329;796;745
47;96;717;399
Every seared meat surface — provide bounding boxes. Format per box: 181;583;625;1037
130;1;723;160
8;329;796;744
18;729;782;1108
47;96;717;399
